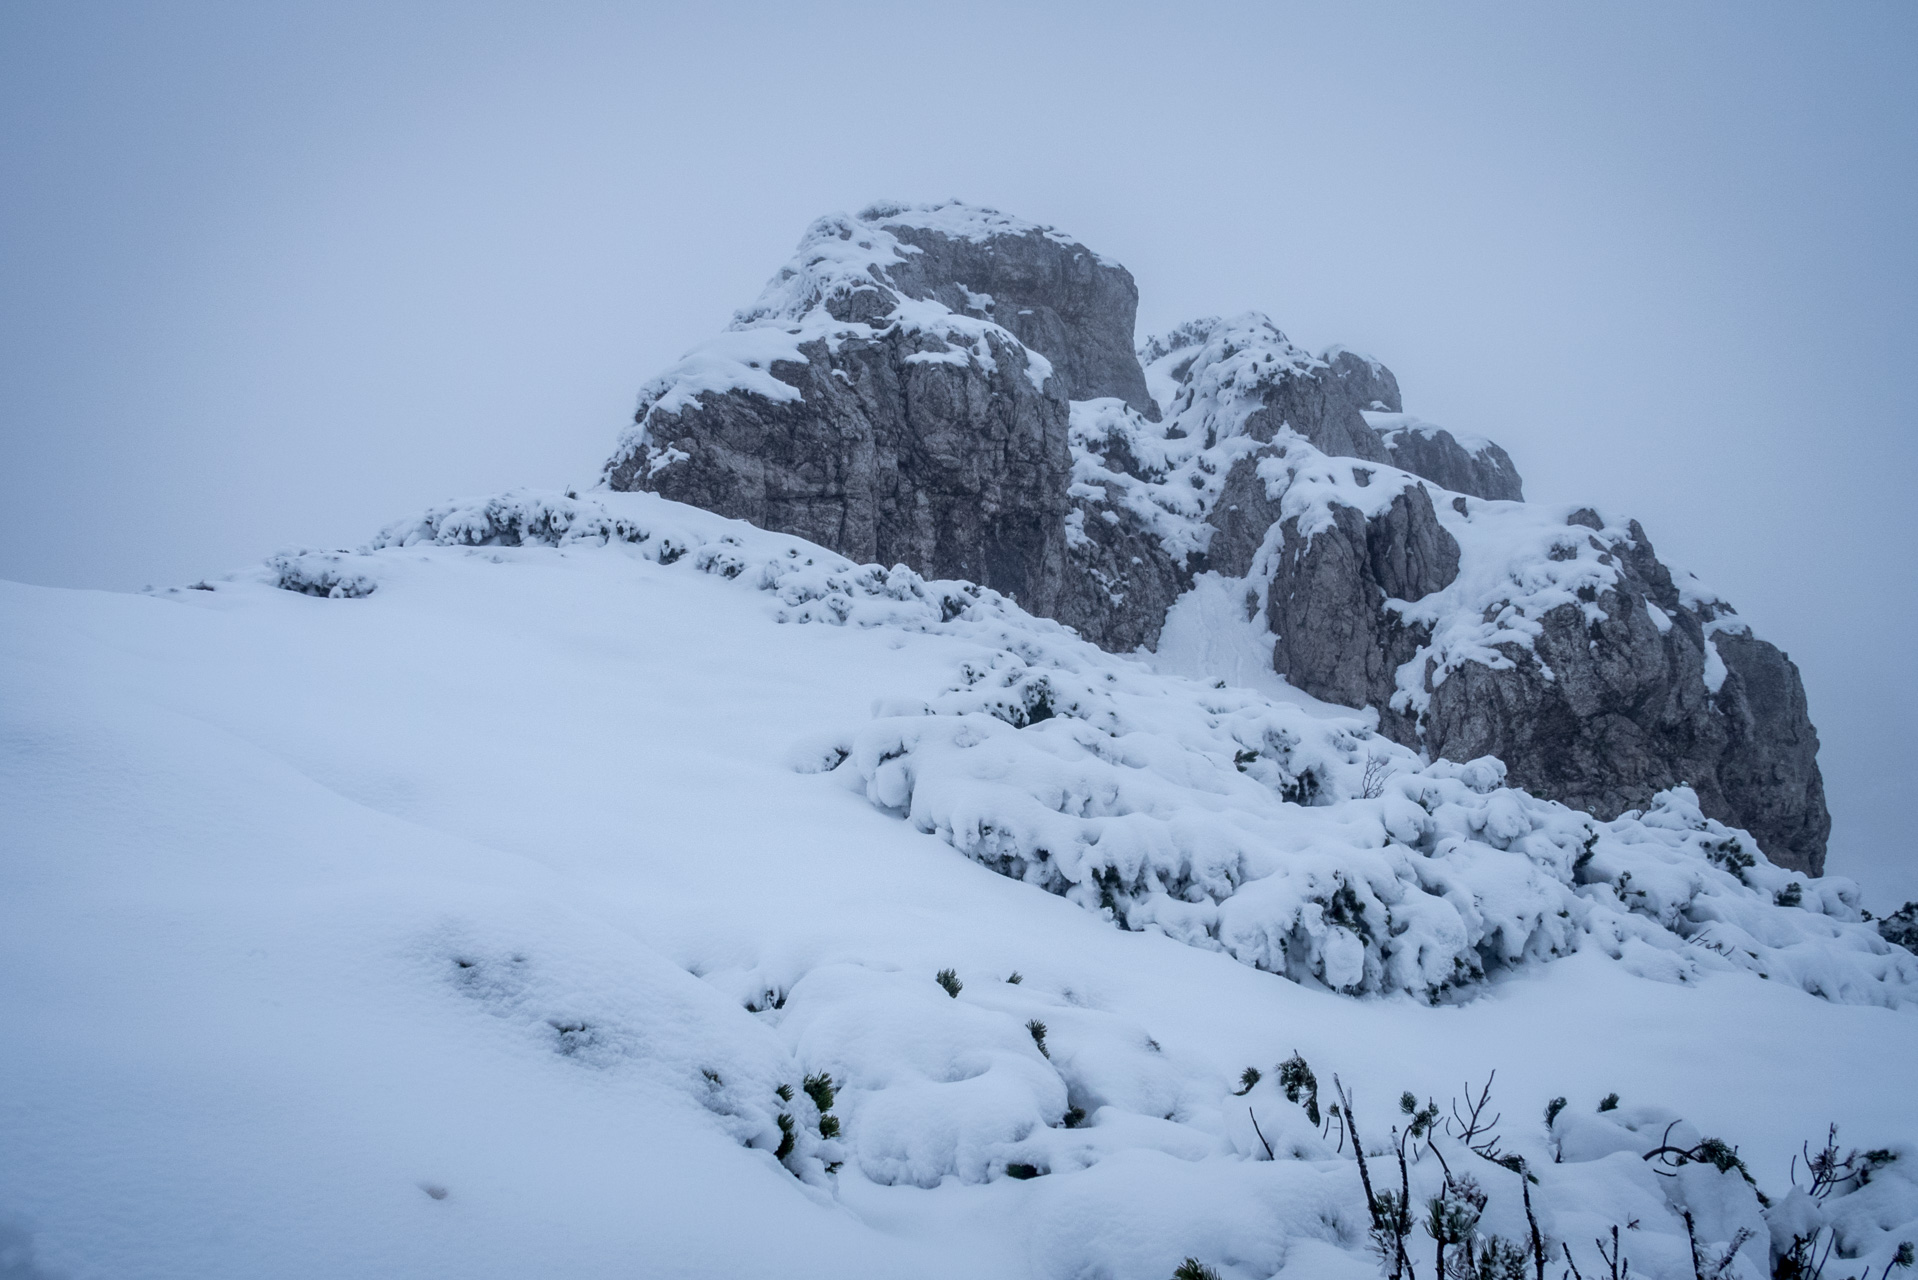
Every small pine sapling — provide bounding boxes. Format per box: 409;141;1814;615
1062;1105;1086;1129
1026;1019;1049;1057
1172;1260;1221;1280
1574;828;1600;875
1234;1066;1261;1096
1277;1053;1321;1125
1545;1097;1567;1127
936;968;963;998
774;1112;796;1161
1598;1092;1620;1112
1005;971;1023;984
803;1071;841;1140
1426;1172;1486;1279
1005;1162;1042;1180
1466;1237;1530;1280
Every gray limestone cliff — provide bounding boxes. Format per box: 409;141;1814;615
602;201;1831;876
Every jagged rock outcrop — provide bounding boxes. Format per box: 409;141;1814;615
1140;317;1400;461
1369;413;1525;502
605;206;1073;610
870;200;1157;416
1252;470;1829;873
1265;481;1458;743
608;322;1069;605
603;200;1830;875
1416;517;1828;872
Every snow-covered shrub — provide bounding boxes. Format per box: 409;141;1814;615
265;550;378;599
1879;903;1918;954
275;488;1916;1009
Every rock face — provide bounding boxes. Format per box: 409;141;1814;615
604;206;1073;611
872;201;1158;417
603;200;1831;876
1413;515;1829;874
606;322;1069;605
1370;414;1525;502
1140;317;1401;461
1264;481;1459;744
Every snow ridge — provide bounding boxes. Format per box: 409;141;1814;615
266;488;1914;1010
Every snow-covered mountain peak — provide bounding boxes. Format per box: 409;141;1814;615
858;197;1108;259
10;200;1911;1280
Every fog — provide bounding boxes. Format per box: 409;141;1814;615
3;1;1912;904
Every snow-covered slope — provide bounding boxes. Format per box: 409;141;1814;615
3;491;1913;1279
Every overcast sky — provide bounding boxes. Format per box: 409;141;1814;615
3;2;1913;906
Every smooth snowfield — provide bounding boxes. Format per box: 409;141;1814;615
2;496;1913;1279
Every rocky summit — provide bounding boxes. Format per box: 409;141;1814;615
605;200;1829;875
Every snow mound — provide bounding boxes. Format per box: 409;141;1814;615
266;488;1915;1010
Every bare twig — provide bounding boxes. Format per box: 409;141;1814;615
1249;1107;1274;1161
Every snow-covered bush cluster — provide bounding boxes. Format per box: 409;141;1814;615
819;619;1909;1008
436;912;1918;1278
262;487;1916;1013
265;549;379;599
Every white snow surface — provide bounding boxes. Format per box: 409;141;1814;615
5;487;1914;1279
